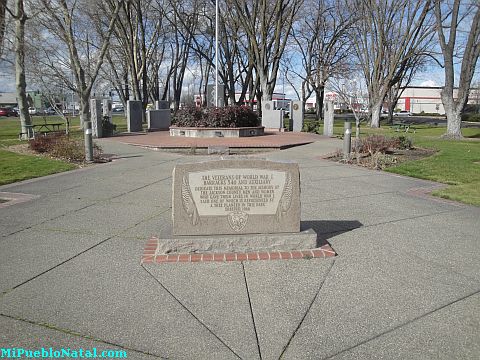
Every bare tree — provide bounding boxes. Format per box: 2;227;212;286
34;0;122;128
288;0;354;120
8;0;32;138
434;0;480;139
350;0;435;127
228;0;303;103
0;0;6;58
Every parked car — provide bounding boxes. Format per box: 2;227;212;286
112;106;124;113
0;107;18;117
393;110;412;116
28;107;37;115
43;108;56;115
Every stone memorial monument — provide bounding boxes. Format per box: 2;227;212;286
147;109;171;130
290;100;304;132
261;101;284;131
323;100;334;137
90;98;102;138
206;84;225;107
155;100;170;110
159;159;317;254
102;99;112;123
127;100;143;132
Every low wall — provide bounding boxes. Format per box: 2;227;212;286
169;126;265;138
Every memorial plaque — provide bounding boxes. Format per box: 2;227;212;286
172;160;300;236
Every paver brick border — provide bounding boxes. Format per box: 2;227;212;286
141;236;336;264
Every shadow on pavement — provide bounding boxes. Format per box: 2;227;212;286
301;220;363;247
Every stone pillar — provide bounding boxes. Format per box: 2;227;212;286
261;101;284;131
206;84;225;107
290;101;304;132
127;100;143;132
323;100;334;137
147;109;171;130
102;99;112;123
90;98;102;138
156;100;170;110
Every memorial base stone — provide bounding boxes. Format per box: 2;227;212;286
156;229;317;254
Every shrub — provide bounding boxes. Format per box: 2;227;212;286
172;106;204;127
461;113;480;122
303;120;319;133
395;135;413;150
173;106;259;128
28;133;64;153
357;135;400;155
29;134;103;162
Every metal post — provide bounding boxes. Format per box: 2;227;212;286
84;121;93;162
215;0;219;107
343;121;352;160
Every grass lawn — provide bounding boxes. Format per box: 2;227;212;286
0;148;76;185
0;114;128;186
317;121;480;206
1;114;479;206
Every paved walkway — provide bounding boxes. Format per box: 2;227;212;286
1;136;479;359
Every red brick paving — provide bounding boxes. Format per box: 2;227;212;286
141;237;336;264
107;130;326;149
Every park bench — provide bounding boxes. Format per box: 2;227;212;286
18;121;64;139
391;121;416;133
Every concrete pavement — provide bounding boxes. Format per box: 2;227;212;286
1;136;479;359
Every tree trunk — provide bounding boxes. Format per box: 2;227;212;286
441;91;463;139
14;0;32;139
370;102;382;128
315;87;325;121
79;94;90;128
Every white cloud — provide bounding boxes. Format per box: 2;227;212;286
419;80;438;87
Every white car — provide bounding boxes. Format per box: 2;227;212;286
394;110;412;116
28;107;37;115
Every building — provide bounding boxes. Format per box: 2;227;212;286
0;92;17;107
395;86;479;115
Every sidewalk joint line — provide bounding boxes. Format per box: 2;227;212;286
279;259;336;359
140;264;243;360
322;288;480;360
0;313;165;358
241;262;263;360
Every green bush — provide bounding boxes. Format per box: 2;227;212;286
461;113;480;122
395;135;413;150
173;106;259;128
302;120;319;133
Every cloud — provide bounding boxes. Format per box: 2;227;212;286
419;80;438;87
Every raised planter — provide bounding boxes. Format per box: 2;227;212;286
169;126;264;138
